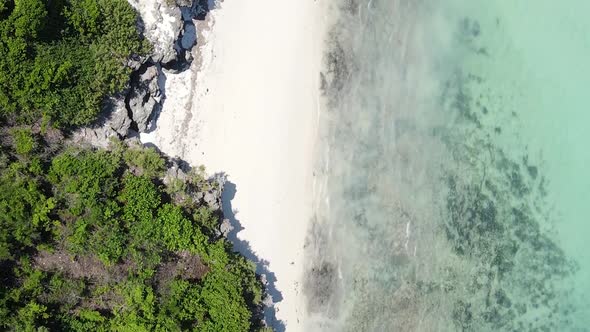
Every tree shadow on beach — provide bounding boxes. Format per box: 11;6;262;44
221;180;286;332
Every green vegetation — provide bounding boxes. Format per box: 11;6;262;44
0;0;149;127
0;139;265;331
0;1;267;330
12;128;37;155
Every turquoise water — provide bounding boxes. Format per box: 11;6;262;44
304;1;590;331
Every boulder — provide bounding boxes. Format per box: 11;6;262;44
71;98;131;148
71;127;115;149
128;93;157;132
106;99;132;137
127;64;161;132
203;191;218;210
180;22;197;50
127;0;183;64
219;218;233;237
207;173;227;209
163;159;189;185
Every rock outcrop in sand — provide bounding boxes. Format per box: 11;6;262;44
127;64;162;132
73;0;212;146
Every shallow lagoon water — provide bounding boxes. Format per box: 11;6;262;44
304;1;590;330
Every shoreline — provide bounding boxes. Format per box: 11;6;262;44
141;1;332;329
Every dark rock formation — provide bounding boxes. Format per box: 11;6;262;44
163;159;226;213
117;0;215;135
127;63;162;132
71;97;131;148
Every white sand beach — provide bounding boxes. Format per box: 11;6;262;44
141;0;331;329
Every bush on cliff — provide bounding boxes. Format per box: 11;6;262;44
0;140;266;331
0;0;149;127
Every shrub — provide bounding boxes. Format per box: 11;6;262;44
12;128;36;155
123;147;166;178
0;144;265;330
0;0;148;127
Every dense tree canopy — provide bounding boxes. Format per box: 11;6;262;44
0;0;149;127
0;137;266;331
0;1;270;330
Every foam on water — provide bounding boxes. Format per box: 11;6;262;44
304;1;590;330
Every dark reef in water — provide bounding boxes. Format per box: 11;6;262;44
304;3;580;331
440;17;579;331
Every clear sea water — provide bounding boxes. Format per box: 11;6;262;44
304;1;590;331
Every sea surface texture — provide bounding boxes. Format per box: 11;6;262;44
304;1;590;331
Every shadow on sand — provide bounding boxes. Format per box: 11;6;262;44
221;181;287;332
